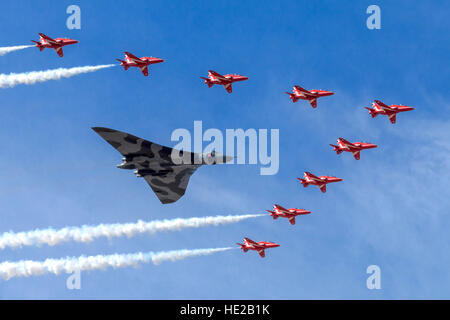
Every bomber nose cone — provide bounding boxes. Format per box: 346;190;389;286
224;155;235;163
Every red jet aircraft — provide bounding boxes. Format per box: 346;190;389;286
31;33;78;57
365;100;414;124
330;137;377;160
237;237;280;258
266;204;311;225
116;52;164;76
201;70;248;93
286;85;334;108
297;171;343;193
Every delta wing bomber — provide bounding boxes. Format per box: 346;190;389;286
92;127;233;204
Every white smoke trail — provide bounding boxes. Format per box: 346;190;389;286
0;214;264;250
0;64;116;88
0;247;232;280
0;45;34;56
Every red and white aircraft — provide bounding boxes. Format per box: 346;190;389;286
266;204;311;225
286;85;334;108
365;100;414;124
116;52;164;76
31;33;78;57
201;70;248;93
237;237;280;258
297;171;343;193
330;137;377;160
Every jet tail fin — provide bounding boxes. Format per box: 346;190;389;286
266;210;278;219
285;92;298;103
116;59;129;70
200;77;213;87
31;40;44;51
297;178;308;187
365;107;377;118
237;243;248;252
330;144;342;154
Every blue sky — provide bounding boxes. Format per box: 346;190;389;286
0;0;449;299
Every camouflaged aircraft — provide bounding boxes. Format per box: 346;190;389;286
92;127;234;204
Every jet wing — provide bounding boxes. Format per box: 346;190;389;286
319;184;327;193
288;216;296;225
339;138;353;146
224;83;232;93
125;52;143;63
39;33;58;44
244;237;257;245
55;47;64;57
305;172;320;180
352;151;361;160
139;65;149;76
309;98;317;108
374;100;391;110
388;113;397;124
209;70;227;81
258;249;266;258
294;85;316;97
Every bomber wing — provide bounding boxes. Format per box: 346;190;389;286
92;127;201;204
